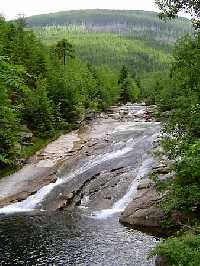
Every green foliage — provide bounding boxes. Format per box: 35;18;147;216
118;66;140;104
22;79;56;137
55;39;75;65
126;77;140;103
175;140;200;185
35;29;171;75
151;232;200;266
160;182;200;214
147;35;200;219
0;57;21;167
95;65;120;109
1;20;47;82
140;71;173;107
0;104;20;167
118;65;128;84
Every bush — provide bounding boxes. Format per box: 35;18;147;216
151;232;200;266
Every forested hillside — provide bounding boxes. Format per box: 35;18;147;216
34;30;171;74
27;10;192;44
26;10;191;75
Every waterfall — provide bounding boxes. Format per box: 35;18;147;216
0;136;143;214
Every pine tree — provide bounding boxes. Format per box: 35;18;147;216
118;66;129;104
55;39;75;65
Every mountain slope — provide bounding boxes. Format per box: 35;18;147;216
27;9;192;44
27;10;192;74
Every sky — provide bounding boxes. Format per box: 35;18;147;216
0;0;160;20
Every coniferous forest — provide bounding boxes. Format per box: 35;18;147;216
0;4;200;265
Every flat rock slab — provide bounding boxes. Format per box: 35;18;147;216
0;132;80;207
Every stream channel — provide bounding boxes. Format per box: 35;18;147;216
0;104;160;265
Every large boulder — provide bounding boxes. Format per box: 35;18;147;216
119;188;167;236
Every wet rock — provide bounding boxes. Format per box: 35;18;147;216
159;172;175;181
57;193;75;210
120;188;167;236
88;142;97;148
67;192;74;199
110;167;124;173
170;209;192;226
59;192;74;200
0;174;57;208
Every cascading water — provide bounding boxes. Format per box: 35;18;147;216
0;132;157;214
93;157;155;219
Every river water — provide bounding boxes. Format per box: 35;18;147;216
0;104;160;265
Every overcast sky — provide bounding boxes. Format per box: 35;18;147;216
0;0;160;20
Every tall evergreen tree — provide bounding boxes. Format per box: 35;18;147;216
55;39;75;65
118;66;129;104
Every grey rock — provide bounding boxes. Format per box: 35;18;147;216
120;188;166;236
137;179;153;190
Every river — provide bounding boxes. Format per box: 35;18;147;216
0;104;160;265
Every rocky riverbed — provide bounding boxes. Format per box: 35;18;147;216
0;103;160;213
0;103;167;265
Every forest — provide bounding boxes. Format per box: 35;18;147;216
29;9;192;73
26;9;191;42
35;29;171;74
